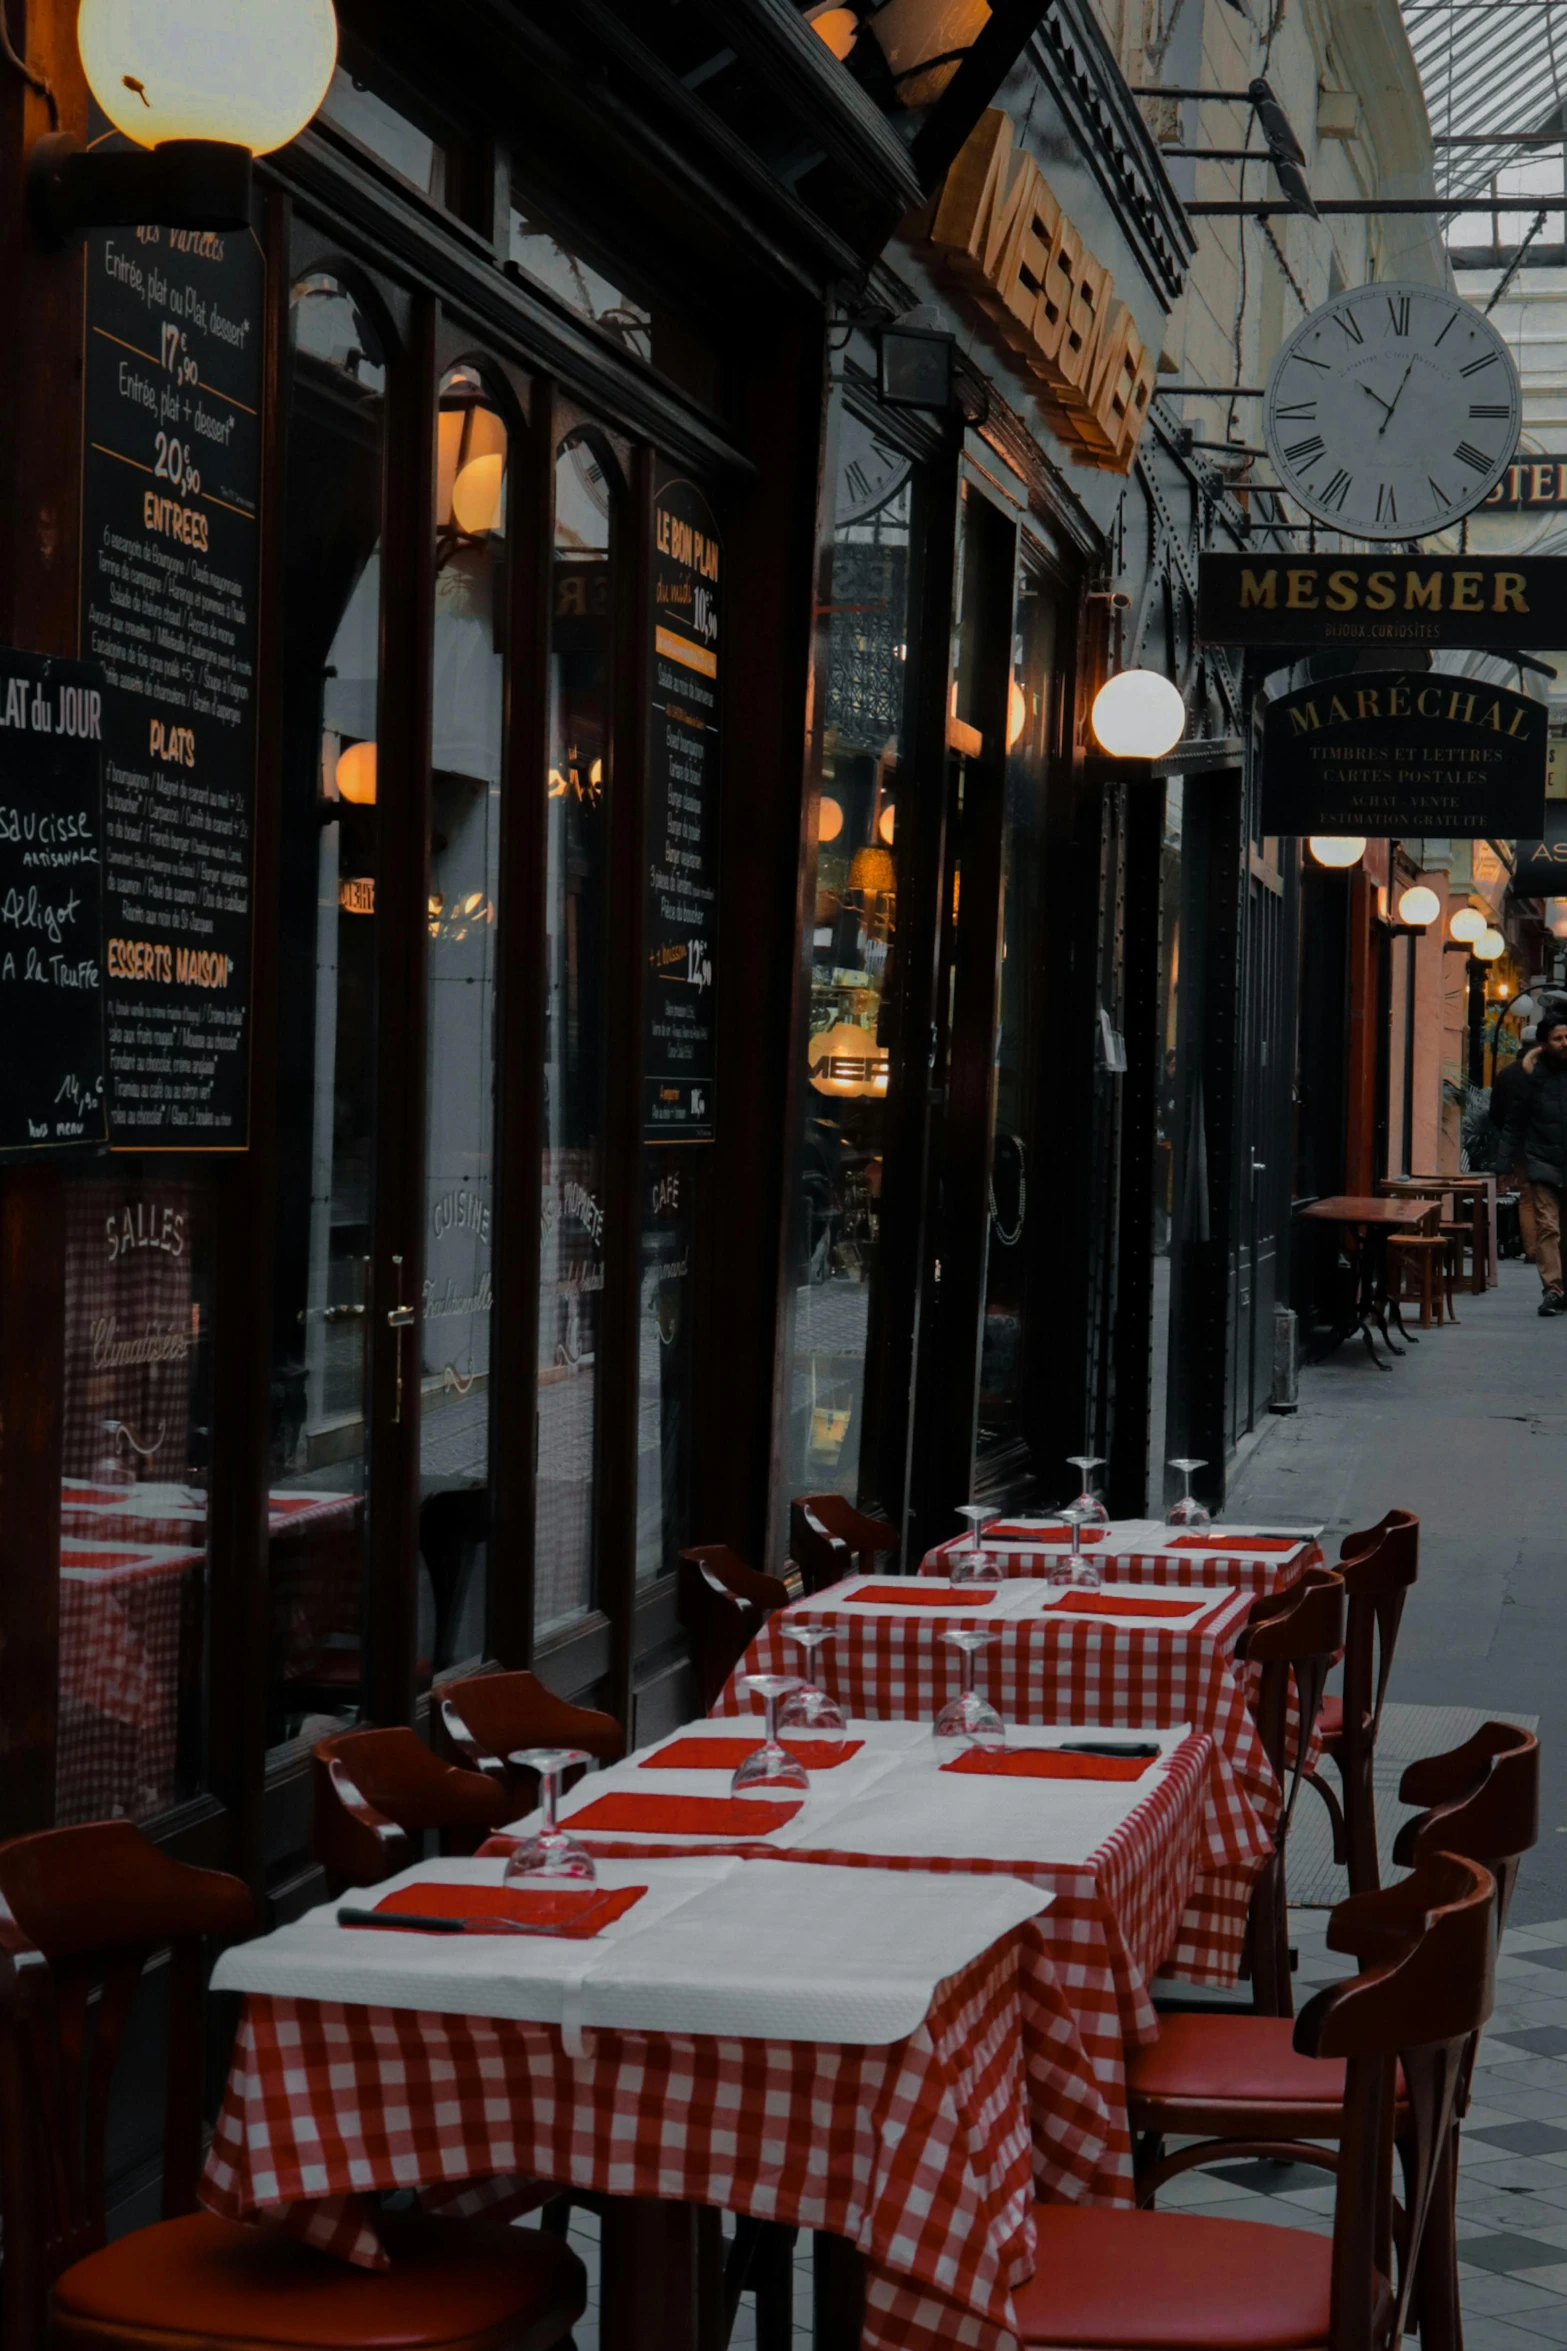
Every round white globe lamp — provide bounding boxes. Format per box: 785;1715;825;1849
1474;928;1507;962
1448;906;1486;944
1308;837;1367;869
78;0;339;153
1397;884;1440;928
1090;670;1185;760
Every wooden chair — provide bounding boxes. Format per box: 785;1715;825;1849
1236;1566;1347;2015
1388;1227;1458;1328
0;1820;586;2351
788;1500;854;1597
311;1724;513;1892
1126;1725;1537;2351
1305;1509;1421;1892
434;1670;624;1813
794;1492;898;1577
967;1851;1499;2351
677;1545;790;1710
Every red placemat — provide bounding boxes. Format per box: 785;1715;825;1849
61;1548;165;1571
640;1737;864;1771
1168;1534;1298;1553
565;1792;803;1835
986;1524;1106;1545
942;1747;1156;1782
365;1882;646;1936
1049;1590;1210;1619
845;1584;997;1606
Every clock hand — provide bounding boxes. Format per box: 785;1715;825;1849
1377;360;1415;435
1359;380;1395;416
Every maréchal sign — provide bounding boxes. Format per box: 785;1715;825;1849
921;109;1155;474
1199;554;1567;650
1260;670;1547;836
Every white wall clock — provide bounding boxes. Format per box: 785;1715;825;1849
1263;283;1521;541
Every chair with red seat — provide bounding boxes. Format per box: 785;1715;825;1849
0;1820;586;2351
795;1492;898;1577
997;1850;1495;2351
1305;1510;1420;1892
434;1670;625;1812
1125;1722;1538;2351
311;1724;514;1893
677;1545;791;1710
789;1499;855;1597
1237;1566;1346;2015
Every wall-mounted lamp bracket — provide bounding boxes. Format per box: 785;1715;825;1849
28;133;252;251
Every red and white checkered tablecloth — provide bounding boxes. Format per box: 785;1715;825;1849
923;1533;1322;1597
714;1593;1276;1986
202;1932;1039;2351
555;1729;1220;2206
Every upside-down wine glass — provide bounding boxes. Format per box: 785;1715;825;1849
1166;1458;1211;1531
949;1502;1002;1585
1061;1502;1101;1590
733;1673;811;1800
1064;1455;1110;1531
932;1628;1008;1764
779;1626;847;1750
501;1748;597;1886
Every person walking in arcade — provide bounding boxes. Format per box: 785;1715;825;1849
1499;1003;1567;1315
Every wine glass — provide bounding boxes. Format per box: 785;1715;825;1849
779;1626;847;1749
932;1628;1007;1764
1061;1503;1101;1591
1166;1459;1211;1530
1064;1455;1110;1531
949;1501;1002;1584
501;1748;597;1886
732;1673;810;1800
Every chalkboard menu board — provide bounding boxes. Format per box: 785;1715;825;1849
644;476;720;1144
80;208;263;1148
0;649;108;1152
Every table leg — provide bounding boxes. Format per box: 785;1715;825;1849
1360;1231;1399;1366
814;2233;867;2351
1472;1190;1488;1294
600;2198;724;2351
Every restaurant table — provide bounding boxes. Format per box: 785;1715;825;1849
55;1480;358;1823
1297;1193;1434;1365
922;1518;1324;1596
491;1713;1225;2204
203;1851;1052;2351
716;1577;1277;1987
1379;1172;1497;1291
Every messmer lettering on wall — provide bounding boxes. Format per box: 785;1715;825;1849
917;109;1156;474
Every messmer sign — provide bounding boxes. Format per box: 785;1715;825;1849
1199;554;1567;651
1260;670;1547;837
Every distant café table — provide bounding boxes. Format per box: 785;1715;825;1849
1297;1194;1434;1365
203;1851;1049;2351
56;1481;359;1823
716;1578;1277;1986
922;1519;1323;1597
492;1712;1228;2206
1379;1172;1497;1292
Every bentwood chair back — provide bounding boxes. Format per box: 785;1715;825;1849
795;1492;898;1577
789;1500;854;1597
1307;1510;1420;1892
0;1820;588;2351
311;1724;512;1892
1237;1567;1347;2015
434;1670;624;1812
677;1545;790;1709
1005;1851;1497;2351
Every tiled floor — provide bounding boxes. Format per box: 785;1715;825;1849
546;1906;1567;2348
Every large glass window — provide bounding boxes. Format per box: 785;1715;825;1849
1149;782;1186;1510
265;272;384;1747
535;429;618;1637
56;1172;214;1823
780;405;914;1520
419;366;510;1674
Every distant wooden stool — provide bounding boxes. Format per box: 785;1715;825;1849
1386;1203;1450;1330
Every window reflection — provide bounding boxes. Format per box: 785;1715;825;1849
266;271;384;1747
420;366;509;1674
782;405;913;1515
536;429;617;1637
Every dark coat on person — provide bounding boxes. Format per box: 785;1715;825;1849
1490;1053;1533;1137
1500;1055;1567;1190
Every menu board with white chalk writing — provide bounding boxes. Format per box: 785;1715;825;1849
80;200;262;1148
644;475;720;1144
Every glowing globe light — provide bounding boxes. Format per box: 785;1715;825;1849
451;452;505;536
1474;927;1507;961
1090;669;1185;759
1448;905;1486;943
1308;837;1367;868
817;796;843;844
1397;884;1440;927
78;0;338;155
807;6;860;58
335;740;376;806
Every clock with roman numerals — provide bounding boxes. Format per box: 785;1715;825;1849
1262;282;1520;541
